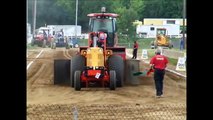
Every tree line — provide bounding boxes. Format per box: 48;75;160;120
28;0;184;37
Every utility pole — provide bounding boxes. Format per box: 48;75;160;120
33;0;37;36
75;0;78;39
27;0;28;23
183;0;186;49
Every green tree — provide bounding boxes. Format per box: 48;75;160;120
142;0;183;18
113;7;138;41
27;0;183;33
130;0;145;20
28;0;73;29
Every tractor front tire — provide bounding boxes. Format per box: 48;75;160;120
108;55;124;87
74;71;81;91
70;55;85;87
109;70;116;90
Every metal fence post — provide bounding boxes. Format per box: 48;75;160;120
73;106;78;120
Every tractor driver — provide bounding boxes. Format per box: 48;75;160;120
97;33;106;48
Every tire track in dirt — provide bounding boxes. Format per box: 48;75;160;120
27;62;42;81
27;50;54;91
27;103;186;120
27;63;47;92
27;50;44;78
68;48;79;56
32;50;54;85
27;51;40;65
65;49;72;58
53;48;68;59
27;50;44;59
27;48;78;104
63;49;71;59
27;50;44;70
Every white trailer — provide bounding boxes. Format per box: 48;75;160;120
46;25;82;48
47;25;82;37
136;24;180;38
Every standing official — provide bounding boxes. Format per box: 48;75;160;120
132;41;139;59
150;49;168;98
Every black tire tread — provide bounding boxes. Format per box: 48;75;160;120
108;55;124;87
109;70;116;90
74;71;81;91
70;55;85;87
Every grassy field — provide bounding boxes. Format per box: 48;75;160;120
136;49;178;66
118;38;181;49
79;39;89;46
79;38;181;49
27;44;39;49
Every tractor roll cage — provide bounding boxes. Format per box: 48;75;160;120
87;13;119;18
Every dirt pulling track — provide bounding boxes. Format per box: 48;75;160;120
27;48;186;119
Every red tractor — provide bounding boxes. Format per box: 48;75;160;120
31;27;53;48
54;7;126;90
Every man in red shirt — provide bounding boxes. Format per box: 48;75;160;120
132;41;139;59
150;49;168;98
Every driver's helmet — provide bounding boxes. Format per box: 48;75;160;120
99;33;107;40
99;33;105;40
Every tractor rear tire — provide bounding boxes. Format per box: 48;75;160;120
108;55;124;87
70;55;85;87
74;71;81;91
54;59;70;84
109;70;116;90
